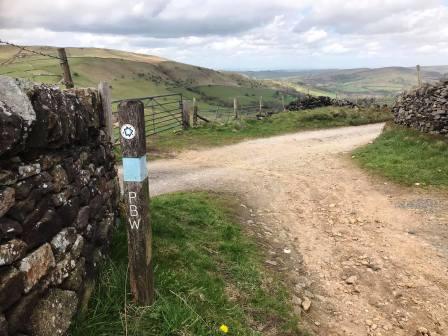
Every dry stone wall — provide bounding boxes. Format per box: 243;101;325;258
285;95;356;110
0;76;120;336
393;80;448;136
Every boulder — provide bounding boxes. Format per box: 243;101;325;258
23;206;64;249
0;239;28;266
6;286;47;334
61;257;86;292
18;243;55;293
0;101;24;156
29;289;78;336
0;187;15;217
50;228;78;261
0;76;35;126
0;267;24;311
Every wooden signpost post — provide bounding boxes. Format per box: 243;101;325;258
118;100;154;305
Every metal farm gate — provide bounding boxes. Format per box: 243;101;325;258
112;93;184;138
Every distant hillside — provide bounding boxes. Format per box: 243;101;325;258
240;66;448;98
0;46;296;107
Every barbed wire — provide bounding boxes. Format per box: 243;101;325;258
0;39;63;61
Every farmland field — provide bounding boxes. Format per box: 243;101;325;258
0;46;294;109
241;66;448;99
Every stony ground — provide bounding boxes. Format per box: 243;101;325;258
128;124;448;336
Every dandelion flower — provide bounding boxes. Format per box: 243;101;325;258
219;324;229;333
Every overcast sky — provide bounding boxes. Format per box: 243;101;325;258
1;0;448;70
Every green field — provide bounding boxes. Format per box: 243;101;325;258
70;192;306;336
353;125;448;187
241;66;448;99
187;85;296;107
0;46;293;109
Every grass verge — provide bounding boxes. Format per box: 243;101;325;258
70;192;306;336
147;106;391;158
353;124;448;187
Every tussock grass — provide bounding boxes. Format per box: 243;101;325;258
353;125;448;187
70;193;306;336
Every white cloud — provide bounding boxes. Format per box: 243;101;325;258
322;43;350;54
302;28;328;43
131;2;145;16
0;0;447;69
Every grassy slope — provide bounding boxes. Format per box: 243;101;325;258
241;67;447;98
353;125;448;187
70;192;306;336
188;85;297;107
281;82;337;99
146;106;392;157
0;46;292;105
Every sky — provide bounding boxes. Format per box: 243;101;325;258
1;0;448;70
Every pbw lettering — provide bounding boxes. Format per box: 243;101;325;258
128;191;140;230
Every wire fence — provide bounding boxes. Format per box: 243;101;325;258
193;101;285;124
0;38;76;88
0;39;65;67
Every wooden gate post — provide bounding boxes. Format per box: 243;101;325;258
233;97;239;119
182;99;190;129
118;100;154;305
192;97;198;126
98;81;114;143
57;48;74;89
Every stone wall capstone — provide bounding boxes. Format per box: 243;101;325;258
0;76;120;336
393;79;448;135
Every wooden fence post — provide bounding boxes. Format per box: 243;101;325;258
98;81;114;143
118;100;154;306
182;99;190;129
259;96;263;115
416;64;422;87
192;97;198;126
281;95;285;111
233;97;239;119
57;48;74;89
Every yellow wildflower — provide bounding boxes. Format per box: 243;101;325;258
219;324;229;333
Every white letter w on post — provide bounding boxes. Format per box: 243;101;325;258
129;218;141;230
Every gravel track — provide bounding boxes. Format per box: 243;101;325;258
121;123;448;335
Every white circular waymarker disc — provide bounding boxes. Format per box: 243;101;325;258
120;124;136;140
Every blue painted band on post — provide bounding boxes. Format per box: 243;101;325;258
123;156;147;182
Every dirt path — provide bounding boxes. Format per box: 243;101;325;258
133;124;448;335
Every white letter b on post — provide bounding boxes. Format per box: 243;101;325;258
130;204;138;217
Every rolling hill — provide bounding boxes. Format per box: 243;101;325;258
240;66;448;99
0;45;297;109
